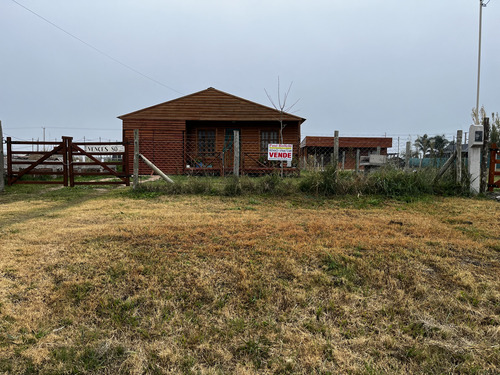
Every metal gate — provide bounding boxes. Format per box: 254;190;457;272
488;143;500;191
6;137;130;186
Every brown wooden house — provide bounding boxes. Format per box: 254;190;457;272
300;136;393;169
119;88;306;175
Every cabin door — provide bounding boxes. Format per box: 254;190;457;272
222;128;241;172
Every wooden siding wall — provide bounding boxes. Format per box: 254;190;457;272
185;121;301;170
123;120;185;174
123;119;301;174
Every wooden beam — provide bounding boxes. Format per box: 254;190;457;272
139;154;174;184
434;151;456;183
480;117;490;193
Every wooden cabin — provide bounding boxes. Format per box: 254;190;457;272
300;136;393;169
119;88;306;175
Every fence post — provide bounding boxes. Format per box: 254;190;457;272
233;130;240;177
489;143;498;192
6;137;12;186
67;137;75;187
123;138;130;186
456;130;462;183
0;121;4;192
405;141;411;171
333;130;339;168
355;149;360;173
61;136;69;187
342;151;345;170
480;117;490;193
133;129;139;190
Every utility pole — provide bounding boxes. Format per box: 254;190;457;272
476;0;488;119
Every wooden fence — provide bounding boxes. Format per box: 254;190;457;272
6;137;130;186
488;143;500;192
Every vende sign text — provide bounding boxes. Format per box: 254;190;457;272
268;144;293;161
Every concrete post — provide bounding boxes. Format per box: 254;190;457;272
469;123;484;193
233;130;240;177
333;130;339;169
133;129;139;190
405;141;411;171
355;149;360;173
456;130;462;184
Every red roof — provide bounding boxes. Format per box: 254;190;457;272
300;136;392;148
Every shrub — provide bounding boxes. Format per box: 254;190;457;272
131;165;470;199
299;166;338;195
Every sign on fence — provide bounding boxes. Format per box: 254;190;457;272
84;145;125;153
268;144;293;161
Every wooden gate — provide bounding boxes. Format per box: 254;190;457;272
488;143;500;192
7;137;130;186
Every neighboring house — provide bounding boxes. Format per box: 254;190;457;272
119;88;306;175
443;143;468;159
300;136;393;169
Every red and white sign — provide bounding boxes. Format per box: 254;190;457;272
268;144;293;161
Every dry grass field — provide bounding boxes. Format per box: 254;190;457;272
0;186;499;374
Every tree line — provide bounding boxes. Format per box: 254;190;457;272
413;110;499;159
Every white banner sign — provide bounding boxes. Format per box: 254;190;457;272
84;145;125;153
268;144;293;161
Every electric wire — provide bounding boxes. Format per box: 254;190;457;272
9;0;184;96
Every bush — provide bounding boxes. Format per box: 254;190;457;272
131;166;470;199
299;166;338;195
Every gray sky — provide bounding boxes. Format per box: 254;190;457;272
1;0;499;147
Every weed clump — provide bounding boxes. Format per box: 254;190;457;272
130;165;470;199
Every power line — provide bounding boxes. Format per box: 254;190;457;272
10;0;184;96
5;127;120;131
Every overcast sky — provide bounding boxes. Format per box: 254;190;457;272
1;0;499;147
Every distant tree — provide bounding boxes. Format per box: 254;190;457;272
471;107;500;144
265;77;299;144
414;134;431;158
491;113;500;145
471;106;487;126
430;135;449;158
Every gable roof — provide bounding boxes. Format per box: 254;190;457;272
119;87;306;123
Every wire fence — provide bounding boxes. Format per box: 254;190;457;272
4;131;496;183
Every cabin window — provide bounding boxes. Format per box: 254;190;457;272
197;130;216;156
260;130;278;153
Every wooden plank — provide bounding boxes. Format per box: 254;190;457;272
12;180;64;185
9;143;65;184
73;181;127;185
10;171;65;175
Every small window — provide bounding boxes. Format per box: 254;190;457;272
198;130;216;156
260;130;278;153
